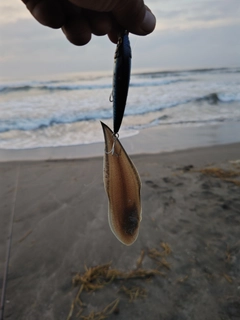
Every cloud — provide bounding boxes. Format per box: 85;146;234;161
0;18;114;78
0;0;239;78
151;0;240;31
0;1;31;24
132;22;240;70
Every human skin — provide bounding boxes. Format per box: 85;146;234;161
21;0;156;45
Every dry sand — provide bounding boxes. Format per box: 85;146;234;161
1;143;240;320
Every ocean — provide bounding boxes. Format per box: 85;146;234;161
0;67;240;149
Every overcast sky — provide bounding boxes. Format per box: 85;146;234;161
0;0;240;79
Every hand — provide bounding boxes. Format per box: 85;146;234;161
21;0;156;45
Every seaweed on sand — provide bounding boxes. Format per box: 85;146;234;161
199;167;240;186
67;245;172;320
119;285;147;302
148;242;172;270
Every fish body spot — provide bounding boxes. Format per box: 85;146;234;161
124;215;139;236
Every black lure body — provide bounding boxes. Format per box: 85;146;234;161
112;30;132;134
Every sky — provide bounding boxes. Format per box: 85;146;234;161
0;0;240;79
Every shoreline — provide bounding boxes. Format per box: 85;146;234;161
1;141;240;320
0;121;240;162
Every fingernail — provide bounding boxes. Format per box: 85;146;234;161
141;10;156;34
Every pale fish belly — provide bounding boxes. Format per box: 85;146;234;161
101;122;142;246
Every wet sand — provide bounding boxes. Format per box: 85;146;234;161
1;143;240;320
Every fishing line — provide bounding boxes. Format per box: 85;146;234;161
131;34;139;51
0;166;19;320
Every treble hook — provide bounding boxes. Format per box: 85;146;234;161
109;91;113;102
105;132;119;156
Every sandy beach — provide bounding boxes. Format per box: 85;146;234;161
1;1;240;317
1;140;240;320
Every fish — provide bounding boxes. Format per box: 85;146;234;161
111;30;132;134
101;122;142;246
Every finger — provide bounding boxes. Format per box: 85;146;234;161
108;30;118;44
68;0;115;12
107;22;123;44
62;12;92;45
113;2;156;36
69;0;156;36
21;0;65;28
85;11;112;36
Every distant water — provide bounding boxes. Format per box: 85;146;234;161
0;67;240;149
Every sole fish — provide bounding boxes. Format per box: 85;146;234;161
101;122;142;246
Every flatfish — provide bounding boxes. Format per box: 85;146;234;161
101;122;142;246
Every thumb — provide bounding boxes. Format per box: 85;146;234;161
113;1;156;35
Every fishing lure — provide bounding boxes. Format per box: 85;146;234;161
101;122;142;246
111;30;132;134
